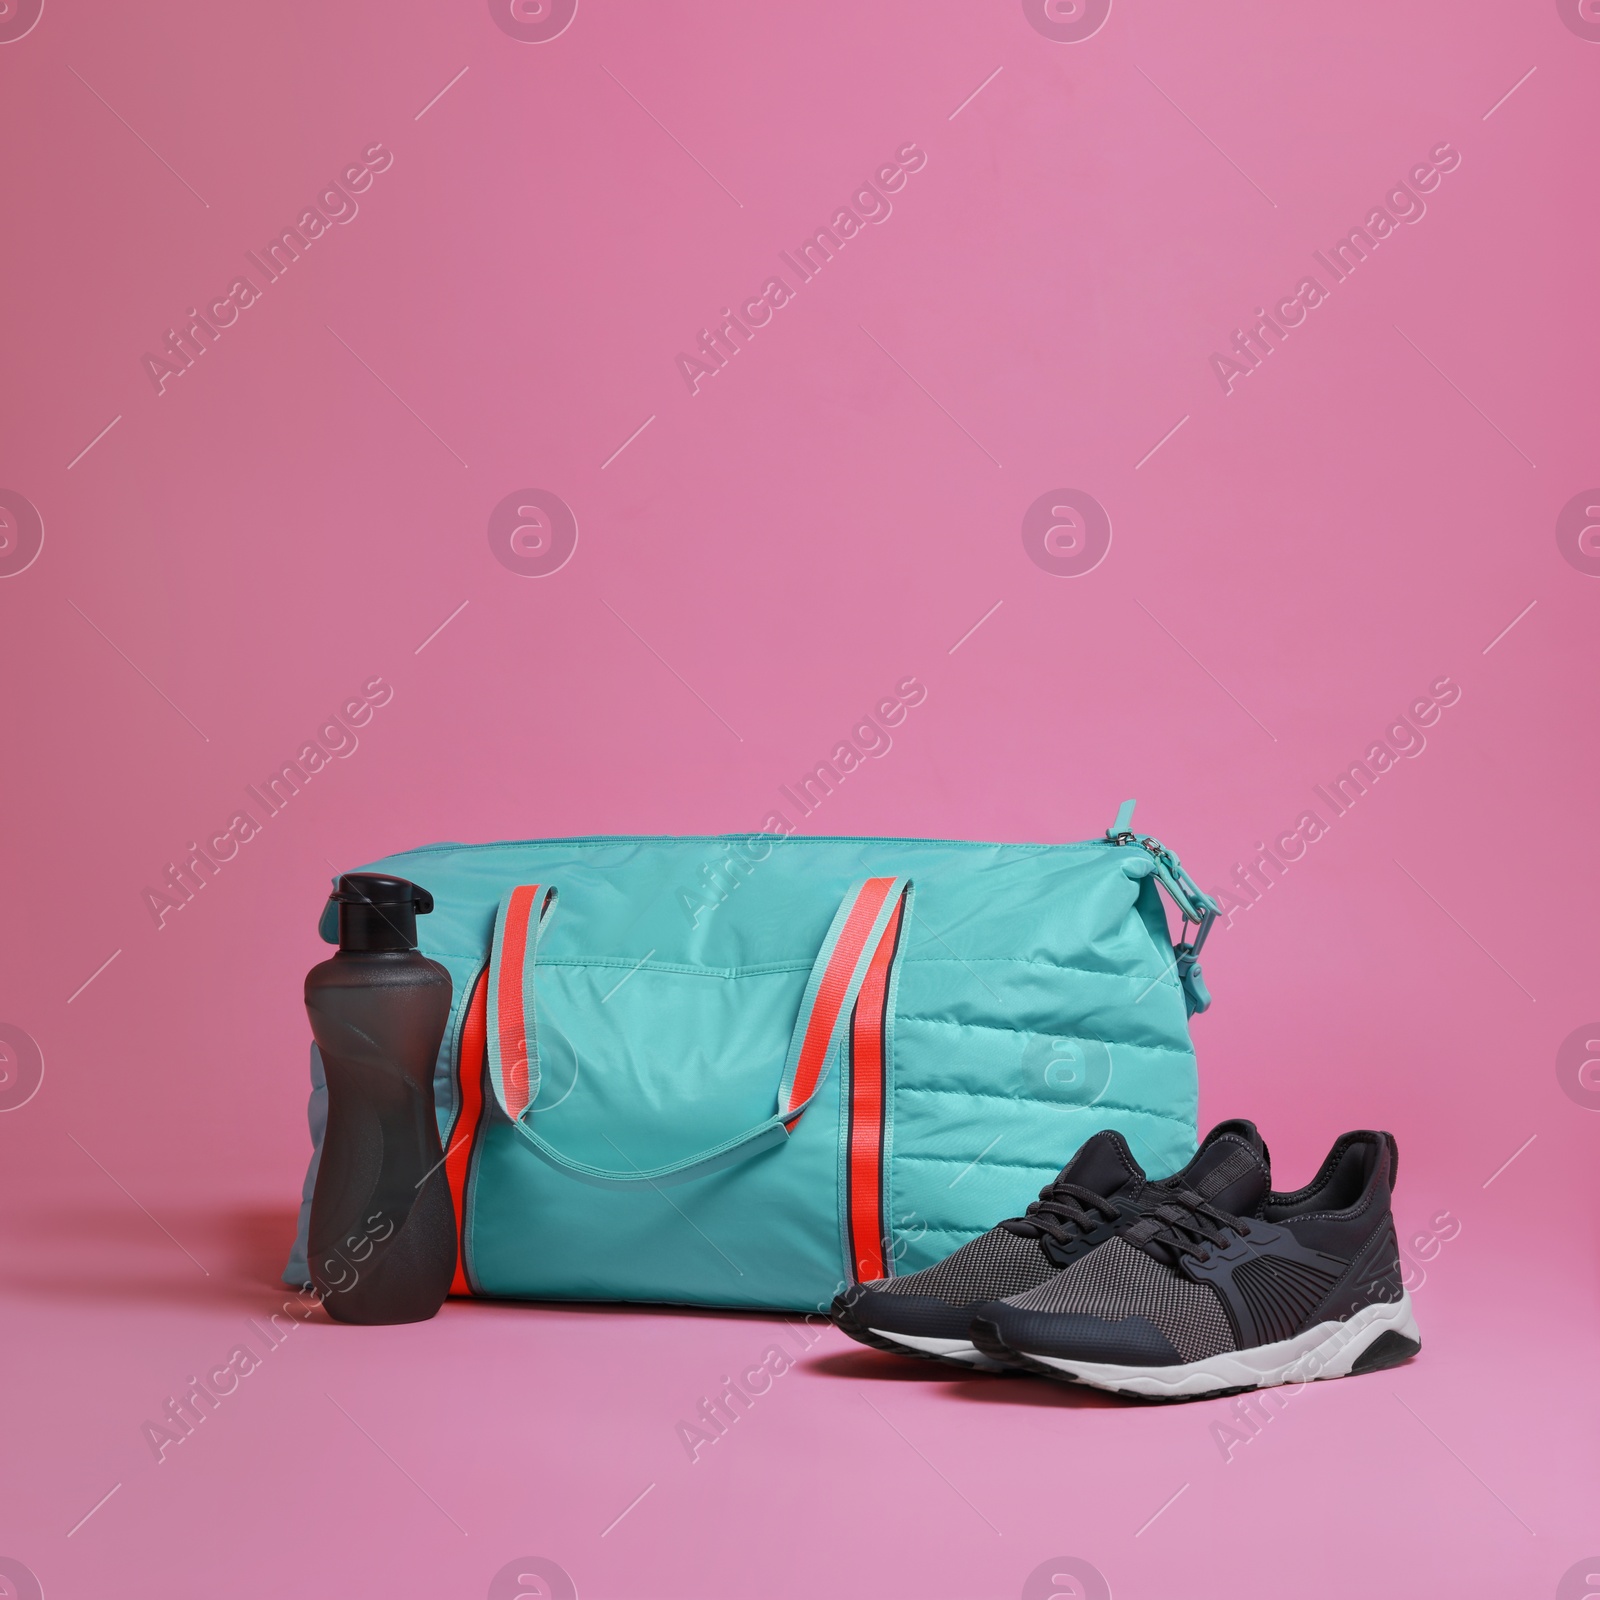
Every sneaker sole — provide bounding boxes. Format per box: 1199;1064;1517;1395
830;1295;1007;1372
971;1291;1420;1401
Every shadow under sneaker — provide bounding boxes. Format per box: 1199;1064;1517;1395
831;1119;1266;1370
970;1129;1420;1400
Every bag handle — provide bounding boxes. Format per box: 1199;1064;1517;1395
484;875;912;1186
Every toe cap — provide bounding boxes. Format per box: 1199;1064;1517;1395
978;1306;1184;1365
833;1286;977;1340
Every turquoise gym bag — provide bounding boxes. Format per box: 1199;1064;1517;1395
286;803;1218;1314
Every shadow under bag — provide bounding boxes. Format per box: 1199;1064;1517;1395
286;803;1218;1315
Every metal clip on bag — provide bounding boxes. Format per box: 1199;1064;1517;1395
286;802;1218;1313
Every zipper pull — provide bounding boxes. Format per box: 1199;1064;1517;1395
1106;810;1220;1016
1106;798;1139;840
1114;832;1211;925
1176;948;1212;1015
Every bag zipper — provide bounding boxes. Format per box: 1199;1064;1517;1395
1106;801;1219;1015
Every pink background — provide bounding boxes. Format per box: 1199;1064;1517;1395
2;1;1597;1594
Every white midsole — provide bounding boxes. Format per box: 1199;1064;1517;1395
870;1329;1001;1368
1023;1292;1420;1396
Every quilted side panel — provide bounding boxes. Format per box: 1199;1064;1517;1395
881;862;1198;1277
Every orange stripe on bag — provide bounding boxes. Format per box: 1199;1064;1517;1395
784;876;895;1122
848;897;903;1282
496;883;540;1118
446;965;489;1297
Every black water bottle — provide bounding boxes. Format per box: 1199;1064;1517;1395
306;874;456;1324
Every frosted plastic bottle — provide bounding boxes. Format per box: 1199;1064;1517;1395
305;874;456;1324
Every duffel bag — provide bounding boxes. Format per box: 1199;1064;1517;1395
285;802;1218;1313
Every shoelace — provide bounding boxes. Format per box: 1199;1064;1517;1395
1123;1186;1252;1265
1000;1179;1126;1248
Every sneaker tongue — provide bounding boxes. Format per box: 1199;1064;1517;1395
1054;1129;1145;1199
1185;1130;1271;1216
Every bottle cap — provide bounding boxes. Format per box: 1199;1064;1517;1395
332;873;434;952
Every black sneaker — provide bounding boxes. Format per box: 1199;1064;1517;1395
969;1129;1420;1399
830;1120;1267;1370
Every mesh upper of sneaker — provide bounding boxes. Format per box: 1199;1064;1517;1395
999;1235;1237;1362
872;1227;1056;1305
865;1124;1270;1321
